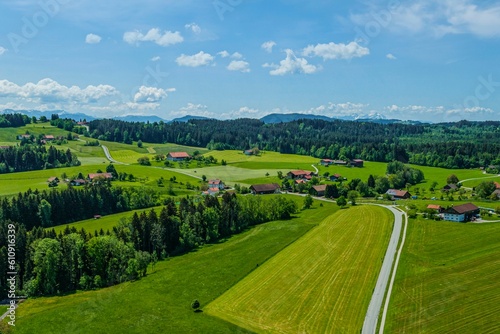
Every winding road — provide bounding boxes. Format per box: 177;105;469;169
101;145;128;165
362;205;407;334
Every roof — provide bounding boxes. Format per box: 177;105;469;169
427;204;442;210
250;183;280;193
209;179;222;185
495;182;500;189
333;174;342;178
333;160;347;164
312;185;327;192
443;184;458;189
295;179;307;184
47;177;58;182
208;188;220;192
289;170;313;176
447;203;479;214
88;173;113;180
352;159;364;162
386;189;410;197
168;152;191;158
321;159;333;162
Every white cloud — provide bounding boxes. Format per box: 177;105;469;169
185;23;201;34
85;33;102;44
265;49;319;76
352;0;500;38
151;56;161;62
169;103;214;118
302;41;370;60
123;28;183;47
218;51;242;59
0;78;118;103
218;50;230;58
176;51;214;67
386;53;397;60
261;41;277;53
0;46;7;55
133;86;168;103
231;52;243;59
227;60;250;73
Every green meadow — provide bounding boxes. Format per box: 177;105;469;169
10;199;337;334
385;217;500;333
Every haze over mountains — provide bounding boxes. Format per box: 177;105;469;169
0;109;422;125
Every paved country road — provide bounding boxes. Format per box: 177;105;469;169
101;145;128;165
362;205;407;334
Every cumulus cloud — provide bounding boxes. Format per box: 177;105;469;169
218;51;242;59
302;41;370;60
218;50;230;58
185;23;201;34
85;33;102;44
386;53;397;60
176;51;214;67
123;28;183;47
151;56;161;62
133;86;168;103
261;41;277;53
383;104;497;122
227;60;250;73
0;78;118;104
264;49;319;76
0;46;7;55
169;103;214;118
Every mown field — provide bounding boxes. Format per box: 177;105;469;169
7;199;337;334
385;217;500;333
206;205;393;333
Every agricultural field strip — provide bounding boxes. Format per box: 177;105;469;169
206;206;393;333
362;205;405;334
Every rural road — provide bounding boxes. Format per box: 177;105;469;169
362;205;407;334
101;145;128;165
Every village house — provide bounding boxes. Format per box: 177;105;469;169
442;184;459;192
47;177;59;183
311;185;327;197
44;135;55;141
427;204;443;213
330;174;342;181
70;179;87;186
208;179;225;190
495;182;500;189
250;183;281;195
167;152;191;161
202;188;220;196
243;149;254;156
333;160;348;166
320;159;334;166
87;173;113;182
386;189;412;200
287;170;315;180
443;203;480;222
17;134;31;140
350;159;364;167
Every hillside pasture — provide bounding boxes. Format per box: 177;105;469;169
385;217;500;333
206;205;393;334
11;199;337;334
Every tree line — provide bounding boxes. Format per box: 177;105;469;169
0;194;298;298
0;184;161;230
0;114;31;128
0;145;80;174
83;118;500;169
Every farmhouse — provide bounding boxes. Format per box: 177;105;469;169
442;184;458;192
386;189;411;200
333;160;348;166
202;188;220;196
320;159;334;166
443;203;480;222
70;179;87;186
495;182;500;189
17;134;31;140
311;185;327;197
350;159;364;167
427;204;443;213
88;173;113;182
250;183;280;195
243;149;254;156
47;177;59;183
208;179;225;190
330;174;342;181
287;170;315;180
44;135;55;141
167;152;191;161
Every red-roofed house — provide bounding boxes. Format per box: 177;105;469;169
44;135;55;141
386;189;411;200
320;159;334;166
167;152;191;161
311;185;327;197
427;204;443;213
250;183;280;195
287;170;315;180
351;159;364;167
208;179;225;190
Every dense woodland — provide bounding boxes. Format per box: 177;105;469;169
0;194;297;298
0;145;80;174
82;118;500;169
0;114;31;128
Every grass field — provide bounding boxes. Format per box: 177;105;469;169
51;206;165;234
206;205;393;334
10;198;337;334
385;217;500;333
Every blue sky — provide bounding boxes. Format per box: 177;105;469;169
0;0;500;122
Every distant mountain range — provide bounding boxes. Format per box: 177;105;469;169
1;109;421;125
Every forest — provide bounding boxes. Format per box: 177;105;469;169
80;118;500;169
0;194;297;298
0;145;81;174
